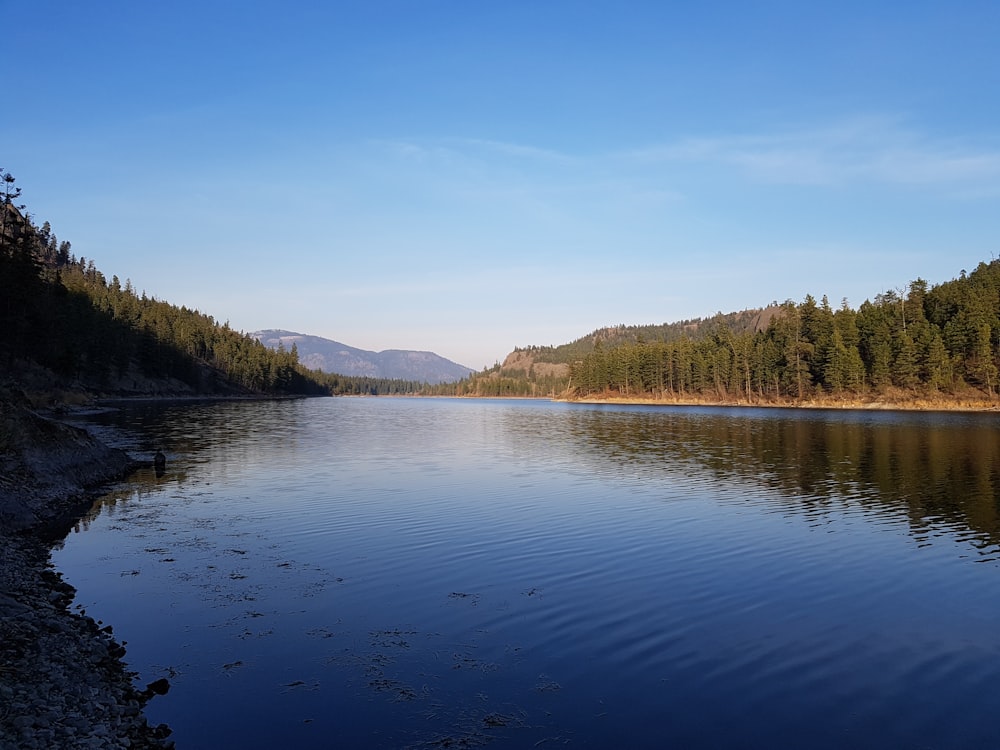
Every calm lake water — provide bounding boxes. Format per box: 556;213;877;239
56;397;1000;749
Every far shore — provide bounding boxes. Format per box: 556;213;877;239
343;390;1000;413
54;389;1000;414
561;392;1000;413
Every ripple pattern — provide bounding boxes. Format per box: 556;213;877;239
55;397;1000;749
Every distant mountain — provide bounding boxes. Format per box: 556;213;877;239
252;330;474;384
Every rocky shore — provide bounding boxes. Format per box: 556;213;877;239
1;394;174;748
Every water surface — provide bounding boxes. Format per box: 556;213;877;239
56;398;1000;748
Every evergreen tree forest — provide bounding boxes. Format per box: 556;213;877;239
0;170;423;398
424;361;570;398
432;267;1000;405
322;374;427;396
568;269;1000;402
428;309;787;398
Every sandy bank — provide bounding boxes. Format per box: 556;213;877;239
564;392;1000;413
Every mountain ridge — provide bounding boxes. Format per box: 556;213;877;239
252;330;474;384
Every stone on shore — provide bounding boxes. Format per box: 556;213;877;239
1;394;171;748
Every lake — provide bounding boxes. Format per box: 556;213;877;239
55;397;1000;748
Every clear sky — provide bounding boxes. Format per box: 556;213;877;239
6;1;999;370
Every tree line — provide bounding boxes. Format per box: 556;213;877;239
433;264;1000;404
321;374;427;396
422;361;568;398
569;269;1000;401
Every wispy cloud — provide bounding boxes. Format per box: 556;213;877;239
454;137;577;164
372;136;575;165
363;136;684;224
375;139;469;166
373;119;1000;199
624;117;1000;189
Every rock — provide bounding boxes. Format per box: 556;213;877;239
145;678;170;697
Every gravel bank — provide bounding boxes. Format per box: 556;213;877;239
1;395;174;748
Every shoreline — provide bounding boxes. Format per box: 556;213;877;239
562;392;1000;413
0;397;174;749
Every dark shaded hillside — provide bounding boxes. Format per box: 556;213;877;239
0;172;325;399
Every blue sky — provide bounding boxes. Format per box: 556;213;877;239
6;1;999;370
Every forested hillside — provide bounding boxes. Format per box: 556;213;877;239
569;268;1000;403
426;309;778;397
528;307;780;367
435;264;1000;406
0;171;423;399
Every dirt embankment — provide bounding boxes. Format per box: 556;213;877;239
0;397;137;532
1;392;173;749
499;350;570;379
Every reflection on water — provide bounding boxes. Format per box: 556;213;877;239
56;398;1000;749
557;405;1000;552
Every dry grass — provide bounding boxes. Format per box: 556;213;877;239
567;389;1000;413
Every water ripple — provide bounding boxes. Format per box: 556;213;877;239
55;398;1000;749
